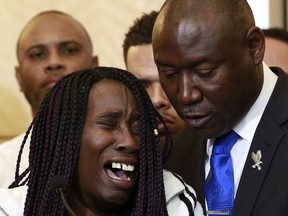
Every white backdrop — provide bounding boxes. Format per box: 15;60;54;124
0;0;279;142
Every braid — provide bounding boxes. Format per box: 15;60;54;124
10;67;172;215
9;120;34;188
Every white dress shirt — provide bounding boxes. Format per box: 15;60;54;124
205;63;278;198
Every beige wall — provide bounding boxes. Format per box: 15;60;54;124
269;0;285;28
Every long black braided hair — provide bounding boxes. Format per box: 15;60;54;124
10;66;172;215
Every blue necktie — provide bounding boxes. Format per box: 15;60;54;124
204;130;239;216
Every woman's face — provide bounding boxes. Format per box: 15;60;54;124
71;79;141;215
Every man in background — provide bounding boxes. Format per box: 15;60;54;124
123;11;203;185
0;10;98;187
263;28;288;73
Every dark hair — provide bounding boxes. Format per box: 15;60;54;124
10;67;172;215
122;11;158;65
262;28;288;43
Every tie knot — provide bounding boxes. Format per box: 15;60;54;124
213;130;239;154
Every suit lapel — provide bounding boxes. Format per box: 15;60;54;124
233;113;284;215
233;67;288;215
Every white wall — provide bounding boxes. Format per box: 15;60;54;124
248;0;270;28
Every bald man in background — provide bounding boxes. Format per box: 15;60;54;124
0;10;98;187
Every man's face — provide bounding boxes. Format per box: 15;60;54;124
153;13;262;138
126;44;186;137
73;80;140;213
264;37;288;73
16;13;98;117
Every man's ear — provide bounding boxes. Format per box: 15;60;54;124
246;26;265;65
91;55;99;67
15;66;24;92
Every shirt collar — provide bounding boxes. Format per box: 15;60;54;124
233;62;277;142
207;63;278;154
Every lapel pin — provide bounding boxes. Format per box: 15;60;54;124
251;150;263;170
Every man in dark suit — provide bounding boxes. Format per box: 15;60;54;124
152;0;288;215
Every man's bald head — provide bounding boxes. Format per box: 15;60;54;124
157;0;255;37
16;10;93;61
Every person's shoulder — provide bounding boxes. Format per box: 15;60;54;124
163;170;204;216
163;169;196;200
0;185;26;215
0;133;28;188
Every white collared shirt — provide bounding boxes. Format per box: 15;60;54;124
205;63;278;197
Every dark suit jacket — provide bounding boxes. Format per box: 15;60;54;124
164;125;205;188
186;67;288;216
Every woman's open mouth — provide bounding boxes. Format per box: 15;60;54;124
104;162;138;183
